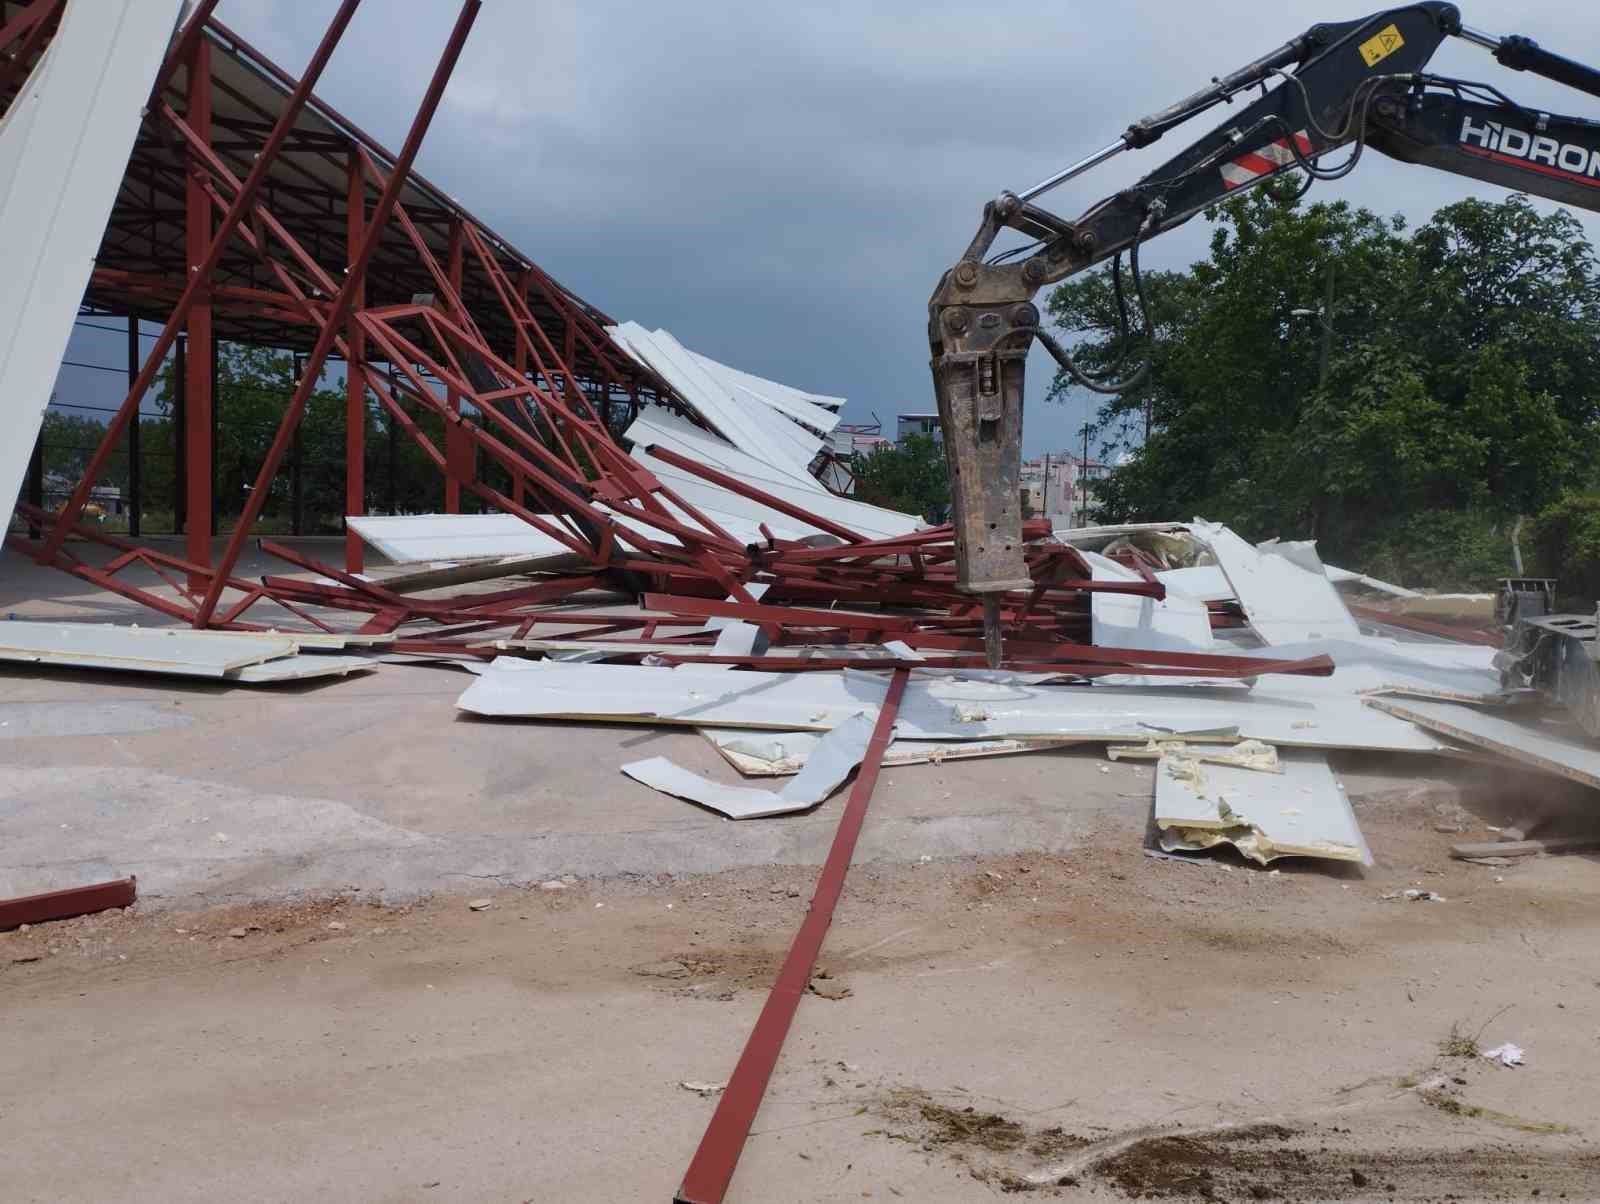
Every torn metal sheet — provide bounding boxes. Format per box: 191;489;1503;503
456;659;1452;752
1368;696;1600;789
0;622;295;677
622;711;878;818
628;410;919;542
687;349;844;434
1191;520;1361;645
702;727;1055;776
1108;738;1281;771
1218;637;1499;699
0;0;186;515
1154;749;1372;865
628;407;830;498
1155;564;1234;603
1083;551;1213;653
608;323;823;480
1051;521;1189;550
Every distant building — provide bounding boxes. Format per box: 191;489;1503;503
1019;452;1108;524
896;413;941;444
817;423;892;496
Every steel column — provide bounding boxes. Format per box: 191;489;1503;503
345;146;366;571
290;353;305;536
173;334;187;533
444;217;466;513
125;313;141;538
183;37;213;583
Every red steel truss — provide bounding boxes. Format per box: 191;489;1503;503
3;0;1344;684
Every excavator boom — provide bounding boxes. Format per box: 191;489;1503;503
934;4;1600;665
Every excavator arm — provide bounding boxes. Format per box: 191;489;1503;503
933;2;1600;665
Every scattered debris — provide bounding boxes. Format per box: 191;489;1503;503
1483;1043;1526;1068
1383;889;1446;903
467;898;493;912
679;1081;728;1097
1451;836;1600;861
1154;749;1370;865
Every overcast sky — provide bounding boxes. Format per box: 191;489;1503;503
209;0;1600;458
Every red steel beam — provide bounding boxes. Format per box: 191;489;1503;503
674;669;909;1204
0;0;57;61
193;1;482;626
0;0;59;91
0;877;136;931
184;34;214;588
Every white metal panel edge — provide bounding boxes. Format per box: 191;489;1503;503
346;513;577;563
0;0;186;524
1083;550;1214;652
456;658;1451;751
621;711;878;818
627;407;830;497
632;450;918;541
645;327;826;474
1190;520;1361;645
687;350;845;434
1367;696;1600;789
607;323;820;480
229;654;376;683
1154;748;1372;865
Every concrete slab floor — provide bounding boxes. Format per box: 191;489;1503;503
0;540;1121;906
0;539;1560;909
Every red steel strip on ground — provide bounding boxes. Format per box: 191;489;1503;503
674;668;910;1204
0;877;137;931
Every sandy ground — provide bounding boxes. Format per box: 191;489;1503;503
5;802;1599;1202
5;540;1600;1201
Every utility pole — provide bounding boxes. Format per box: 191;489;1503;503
1317;263;1335;389
1042;452;1051;519
1079;422;1091;527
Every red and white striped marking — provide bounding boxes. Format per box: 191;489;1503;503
1220;130;1314;190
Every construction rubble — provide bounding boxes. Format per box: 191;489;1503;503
6;323;1584;870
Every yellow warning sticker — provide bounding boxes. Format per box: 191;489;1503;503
1358;23;1405;67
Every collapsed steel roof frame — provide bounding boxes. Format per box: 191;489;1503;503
5;0;1338;680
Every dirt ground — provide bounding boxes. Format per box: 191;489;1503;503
5;787;1599;1203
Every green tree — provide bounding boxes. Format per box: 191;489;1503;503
37;408;130;490
852;433;950;520
1047;189;1600;586
150;343;461;531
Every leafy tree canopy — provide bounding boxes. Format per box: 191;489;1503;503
851;432;950;521
1046;188;1600;584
